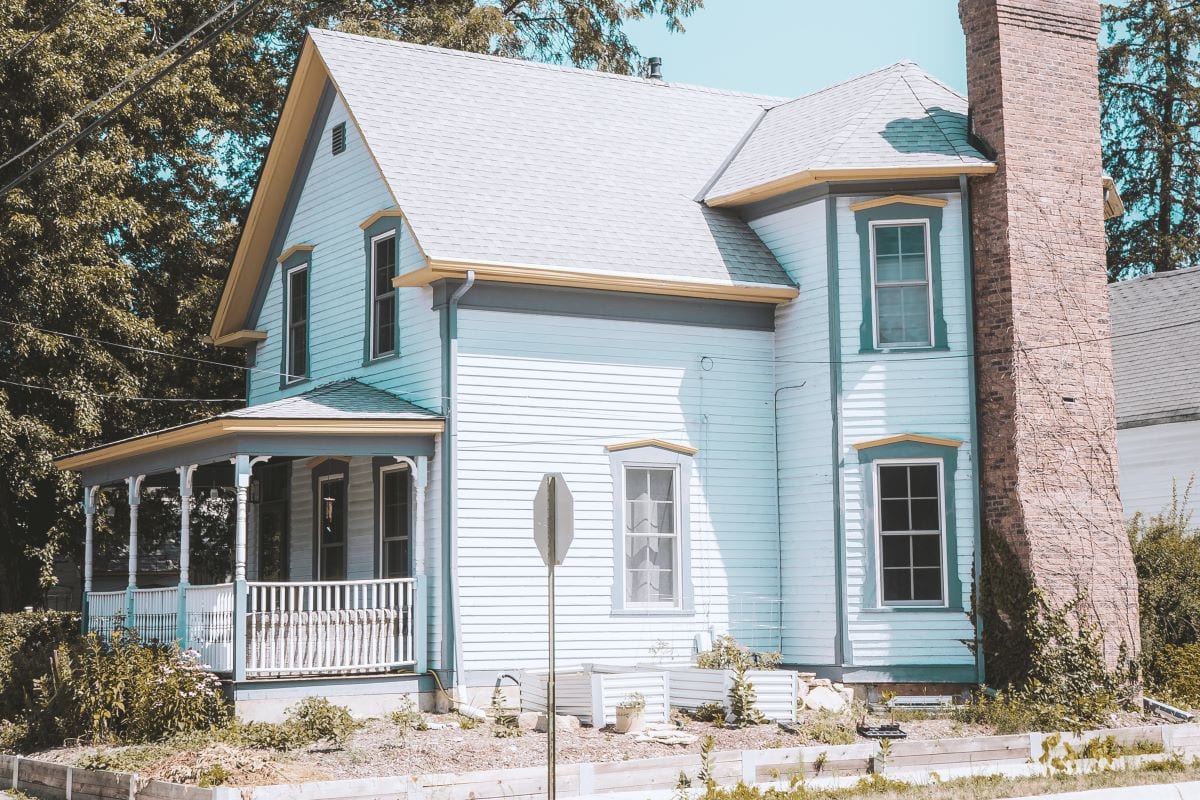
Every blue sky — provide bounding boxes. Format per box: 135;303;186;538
627;0;967;98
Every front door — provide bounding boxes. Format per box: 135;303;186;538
317;474;347;580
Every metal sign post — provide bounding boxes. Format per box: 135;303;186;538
533;473;573;800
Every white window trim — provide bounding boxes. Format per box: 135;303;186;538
620;462;684;611
284;262;308;383
378;462;411;579
368;230;397;360
316;473;345;580
872;457;949;608
869;218;934;350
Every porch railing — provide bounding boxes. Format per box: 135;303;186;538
86;589;126;640
185;583;235;673
246;578;417;677
131;586;179;644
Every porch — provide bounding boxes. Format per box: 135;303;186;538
55;380;442;682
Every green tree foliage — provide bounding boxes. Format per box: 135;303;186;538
1101;0;1200;279
0;0;700;609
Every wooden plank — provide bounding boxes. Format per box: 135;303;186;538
137;779;215;800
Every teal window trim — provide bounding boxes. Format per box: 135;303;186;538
608;445;695;616
856;438;963;611
363;217;402;365
280;249;312;388
855;202;948;353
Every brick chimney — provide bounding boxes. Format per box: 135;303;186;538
959;0;1139;678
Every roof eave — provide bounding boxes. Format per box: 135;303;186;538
704;164;998;208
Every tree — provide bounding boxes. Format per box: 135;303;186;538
0;0;701;609
1101;0;1200;279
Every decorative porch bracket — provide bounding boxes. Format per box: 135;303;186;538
81;484;99;635
125;475;145;625
176;465;197;647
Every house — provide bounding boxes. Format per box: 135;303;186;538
55;0;1135;718
1112;267;1200;517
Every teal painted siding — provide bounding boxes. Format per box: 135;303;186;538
835;192;976;668
453;309;780;672
247;93;442;413
745;199;838;667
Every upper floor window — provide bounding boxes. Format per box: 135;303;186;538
623;466;680;607
285;264;309;382
871;221;932;348
370;232;397;359
876;460;945;605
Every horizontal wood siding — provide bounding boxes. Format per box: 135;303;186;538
1117;420;1200;518
455;310;779;671
835;192;976;669
747;199;837;667
248;93;442;412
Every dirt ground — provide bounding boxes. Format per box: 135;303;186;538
28;706;1163;786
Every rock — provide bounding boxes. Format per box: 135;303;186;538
535;713;581;733
811;678;833;688
838;687;855;707
803;685;846;713
518;711;542;730
634;724;697;745
797;672;817;680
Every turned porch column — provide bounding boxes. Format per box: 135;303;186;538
81;484;98;634
125;475;144;625
232;454;251;681
176;464;197;646
396;455;429;674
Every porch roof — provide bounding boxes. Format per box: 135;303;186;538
55;380;443;480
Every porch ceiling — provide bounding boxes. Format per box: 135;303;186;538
55;380;443;485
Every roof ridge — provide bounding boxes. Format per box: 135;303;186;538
755;60;913;116
812;69;907;170
896;69;969;164
1111;266;1200;288
308;27;789;105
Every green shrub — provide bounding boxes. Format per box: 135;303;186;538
1150;643;1200;707
728;665;766;727
389;696;428;731
0;611;80;724
283;697;358;748
490;687;521;738
692;702;726;723
696;635;781;671
796;709;856;745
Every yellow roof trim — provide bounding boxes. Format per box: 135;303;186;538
210;329;268;347
276;243;315;264
848;194;950;213
359;209;406;230
394;260;799;304
605;439;699;456
1103;176;1125;219
55;417;445;472
852;433;963;451
705;165;997;208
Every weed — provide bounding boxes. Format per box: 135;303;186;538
490;687;521;738
389;696;428;732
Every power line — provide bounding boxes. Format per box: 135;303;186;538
0;377;242;404
6;0;87;61
0;0;244;175
0;0;266;197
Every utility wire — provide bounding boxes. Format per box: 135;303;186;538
0;0;243;175
0;0;266;197
0;377;242;404
5;0;87;60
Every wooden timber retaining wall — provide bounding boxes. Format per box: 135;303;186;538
4;723;1200;800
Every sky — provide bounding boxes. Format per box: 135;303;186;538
626;0;967;98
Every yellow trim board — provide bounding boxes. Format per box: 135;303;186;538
848;194;949;213
394;261;799;304
705;165;997;208
210;329;268;347
276;243;315;264
605;439;699;457
852;433;962;451
359;209;406;230
55;417;446;472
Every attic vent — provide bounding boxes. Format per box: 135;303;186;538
331;122;346;156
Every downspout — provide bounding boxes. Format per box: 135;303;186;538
773;382;806;657
960;174;986;685
443;270;475;690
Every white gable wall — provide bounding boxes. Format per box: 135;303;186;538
1118;420;1200;518
453;309;779;673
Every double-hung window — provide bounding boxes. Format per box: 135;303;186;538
285;264;309;382
370;232;397;359
623;466;680;607
317;473;346;581
379;465;411;578
871;221;932;348
877;461;945;605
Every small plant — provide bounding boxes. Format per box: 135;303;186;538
797;709;856;745
456;712;481;730
697;733;716;789
695;635;781;671
489;687;521;738
692;702;726;723
617;691;646;711
875;737;892;774
811;750;828;775
284;697;359;748
727;664;766;727
389;696;428;732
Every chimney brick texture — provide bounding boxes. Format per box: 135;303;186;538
958;0;1139;675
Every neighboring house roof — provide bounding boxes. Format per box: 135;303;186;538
704;61;993;206
1110;267;1200;428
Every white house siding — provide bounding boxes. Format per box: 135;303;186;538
835;192;977;669
746;199;838;667
453;309;779;673
247;92;442;412
1118;421;1200;518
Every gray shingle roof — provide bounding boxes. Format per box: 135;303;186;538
226;379;439;419
704;61;991;202
1110;268;1200;427
308;28;792;287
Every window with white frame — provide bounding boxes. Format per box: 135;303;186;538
285;264;309;381
871;221;933;348
877;461;945;604
623;466;680;606
370;232;397;359
379;465;411;578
